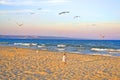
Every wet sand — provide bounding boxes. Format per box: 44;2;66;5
0;46;120;80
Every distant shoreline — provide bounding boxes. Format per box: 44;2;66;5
0;35;120;40
0;38;120;41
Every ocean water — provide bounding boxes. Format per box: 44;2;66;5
0;39;120;56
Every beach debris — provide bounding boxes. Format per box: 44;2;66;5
58;11;70;15
74;16;80;19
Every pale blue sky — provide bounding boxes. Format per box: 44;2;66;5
0;0;120;39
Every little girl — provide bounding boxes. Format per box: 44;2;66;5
62;53;66;64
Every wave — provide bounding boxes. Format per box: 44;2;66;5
107;49;120;52
31;43;37;46
91;48;120;52
108;52;120;54
38;44;46;48
57;44;66;48
92;54;112;56
14;43;24;45
91;48;108;51
57;48;65;51
71;51;81;53
14;43;37;46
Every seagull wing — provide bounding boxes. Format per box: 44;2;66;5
59;11;70;15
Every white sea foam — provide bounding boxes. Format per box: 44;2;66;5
91;48;108;51
72;51;80;53
109;52;118;54
91;48;120;52
57;48;65;51
38;45;43;48
92;54;112;56
107;49;120;52
57;44;66;48
14;43;22;45
38;44;46;48
30;43;37;46
14;43;30;46
21;43;30;46
109;51;120;54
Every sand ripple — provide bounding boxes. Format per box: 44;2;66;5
0;46;120;80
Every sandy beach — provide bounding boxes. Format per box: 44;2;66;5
0;46;120;80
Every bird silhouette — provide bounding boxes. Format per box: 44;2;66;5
30;12;35;15
74;16;80;19
102;35;105;38
16;23;23;27
100;34;105;39
59;11;70;15
91;24;96;26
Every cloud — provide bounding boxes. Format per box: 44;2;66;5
0;0;71;6
0;0;12;5
0;9;52;15
0;9;33;14
0;0;37;6
45;0;71;3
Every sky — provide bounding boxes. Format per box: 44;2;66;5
0;0;120;40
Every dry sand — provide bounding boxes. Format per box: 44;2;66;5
0;46;120;80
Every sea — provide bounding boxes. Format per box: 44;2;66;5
0;39;120;56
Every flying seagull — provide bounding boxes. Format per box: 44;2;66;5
30;12;35;15
100;34;105;39
74;16;80;19
16;23;23;27
91;24;96;26
8;18;11;21
102;35;105;39
59;11;70;15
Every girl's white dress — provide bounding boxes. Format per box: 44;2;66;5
62;55;66;62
